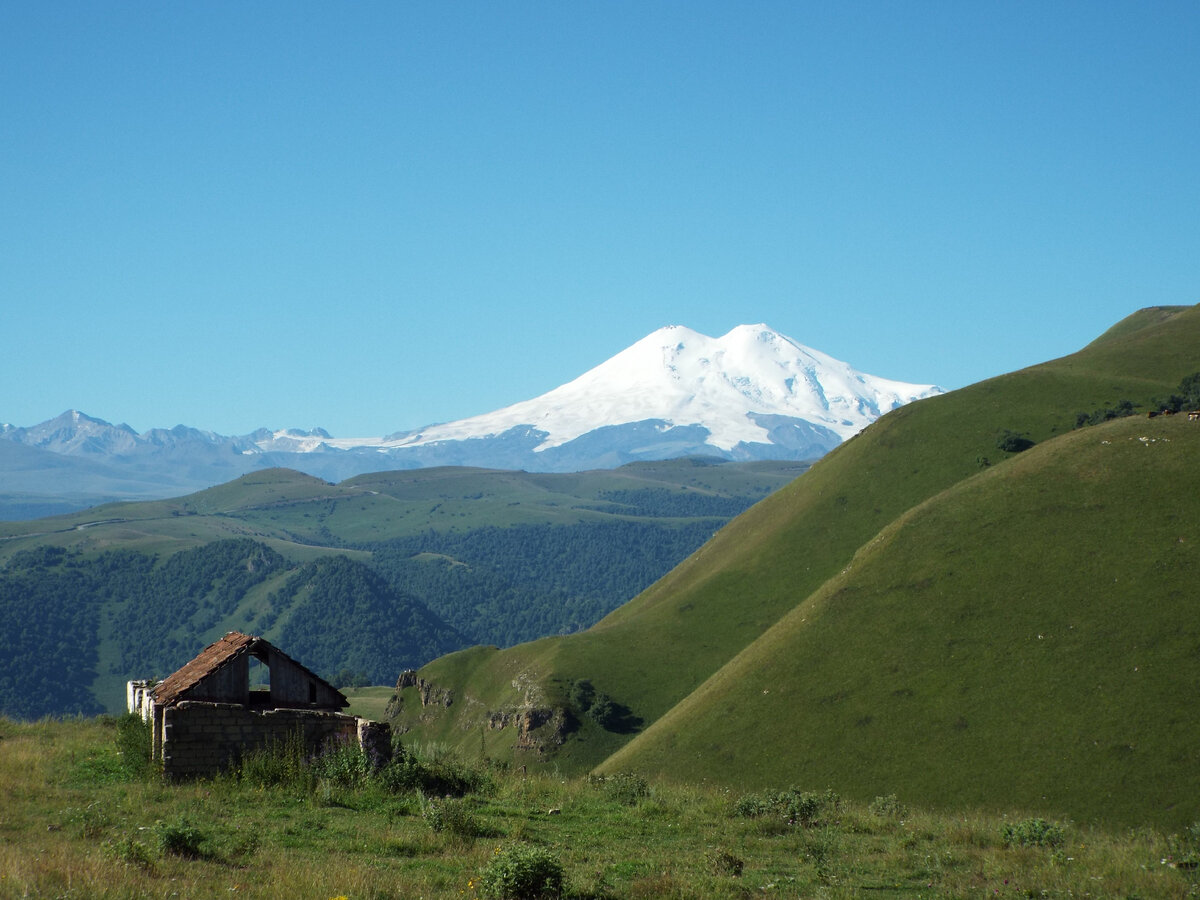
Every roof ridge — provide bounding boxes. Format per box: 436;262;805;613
152;631;257;706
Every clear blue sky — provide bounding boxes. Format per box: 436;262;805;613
3;2;1197;437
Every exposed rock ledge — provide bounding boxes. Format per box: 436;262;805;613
395;670;454;707
393;670;574;755
488;706;573;754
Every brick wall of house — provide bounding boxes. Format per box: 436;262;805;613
159;701;390;779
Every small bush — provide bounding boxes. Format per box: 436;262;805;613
996;430;1035;453
104;835;154;870
705;847;744;877
113;714;154;779
588;694;618;728
381;743;489;797
420;794;482;841
593;772;649;806
734;787;839;827
312;741;371;788
1001;817;1065;849
235;732;312;790
157;818;208;858
569;679;595;713
65;801;112;839
869;794;908;818
1075;399;1139;427
480;844;565;899
1167;820;1200;868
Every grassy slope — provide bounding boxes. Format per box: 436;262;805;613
4;716;1194;900
401;305;1200;777
0;459;802;559
603;413;1200;828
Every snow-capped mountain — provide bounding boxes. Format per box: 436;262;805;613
364;324;939;459
0;325;942;517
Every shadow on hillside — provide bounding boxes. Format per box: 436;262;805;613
603;702;643;735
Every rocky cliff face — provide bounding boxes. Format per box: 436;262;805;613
390;669;573;755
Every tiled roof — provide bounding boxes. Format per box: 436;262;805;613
152;631;259;707
152;631;350;709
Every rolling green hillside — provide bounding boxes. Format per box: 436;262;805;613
392;304;1200;827
0;459;801;717
602;413;1200;827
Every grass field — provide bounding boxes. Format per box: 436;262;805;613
342;685;399;720
1;715;1197;899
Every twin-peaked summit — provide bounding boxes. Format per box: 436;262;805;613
347;324;942;468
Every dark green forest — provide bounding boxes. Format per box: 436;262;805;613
366;519;721;646
110;539;289;676
0;547;105;719
0;465;784;717
269;555;464;684
0;519;726;716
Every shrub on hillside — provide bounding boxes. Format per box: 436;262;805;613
1075;399;1139;427
479;844;564;899
590;772;649;805
734;787;840;827
157;817;208;858
869;794;908;818
996;430;1036;453
568;679;595;712
114;713;154;779
569;678;622;730
1001;817;1065;849
1151;372;1200;414
420;794;482;841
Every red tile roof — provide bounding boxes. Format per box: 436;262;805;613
152;631;258;707
151;632;347;709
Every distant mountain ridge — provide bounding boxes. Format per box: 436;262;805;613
0;325;941;516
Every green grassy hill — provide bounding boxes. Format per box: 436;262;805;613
0;459;801;718
603;413;1200;827
393;304;1200;827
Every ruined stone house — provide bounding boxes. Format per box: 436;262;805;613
128;631;389;778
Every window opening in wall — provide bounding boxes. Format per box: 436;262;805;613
248;654;271;704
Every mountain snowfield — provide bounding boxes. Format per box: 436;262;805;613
297;324;942;457
0;324;943;514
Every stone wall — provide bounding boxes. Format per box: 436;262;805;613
159;701;390;779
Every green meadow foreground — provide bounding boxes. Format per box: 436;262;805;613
2;717;1197;899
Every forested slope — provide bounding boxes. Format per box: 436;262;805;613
0;460;801;717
